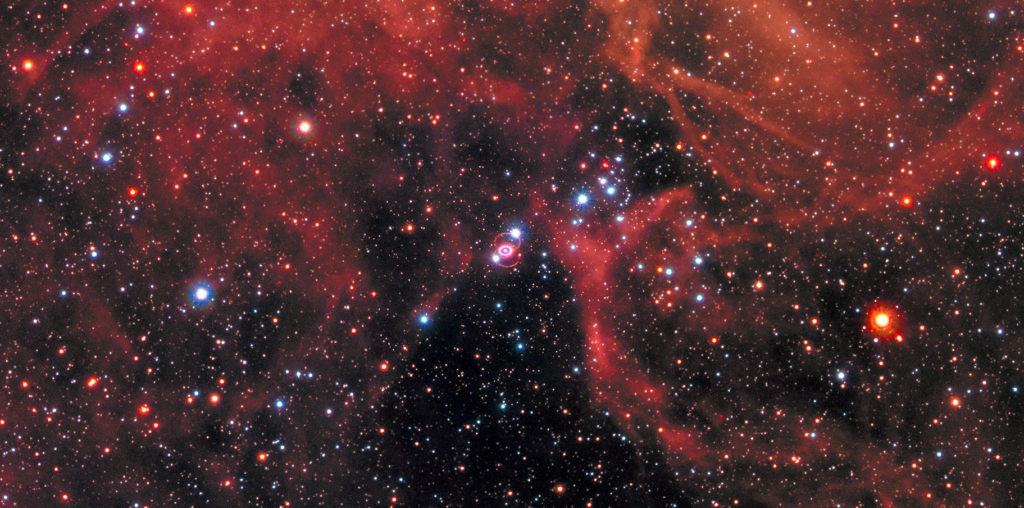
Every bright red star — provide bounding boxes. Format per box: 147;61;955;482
874;312;889;328
867;305;903;341
985;155;1001;170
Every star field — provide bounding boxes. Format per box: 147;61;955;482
3;1;1024;507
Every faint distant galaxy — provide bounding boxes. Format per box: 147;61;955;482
2;0;1024;507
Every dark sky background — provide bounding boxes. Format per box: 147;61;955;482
2;0;1023;506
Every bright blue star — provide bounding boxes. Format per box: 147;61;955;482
511;228;521;238
420;315;429;324
577;194;588;205
190;284;214;307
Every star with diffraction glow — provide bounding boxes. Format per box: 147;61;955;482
874;312;889;328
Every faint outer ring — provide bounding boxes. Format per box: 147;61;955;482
495;232;522;249
493;233;522;267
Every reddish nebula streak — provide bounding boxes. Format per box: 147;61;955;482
4;0;1021;506
528;0;1023;496
539;177;932;504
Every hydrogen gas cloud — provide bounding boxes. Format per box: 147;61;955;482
3;0;1024;506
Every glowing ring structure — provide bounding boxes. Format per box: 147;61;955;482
493;232;522;267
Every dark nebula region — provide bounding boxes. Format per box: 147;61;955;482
3;0;1024;506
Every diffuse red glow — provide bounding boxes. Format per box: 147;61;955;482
5;0;1018;506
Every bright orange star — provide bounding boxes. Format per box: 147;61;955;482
986;155;1001;170
874;312;890;328
867;305;903;341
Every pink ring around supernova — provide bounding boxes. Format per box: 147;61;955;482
492;232;523;267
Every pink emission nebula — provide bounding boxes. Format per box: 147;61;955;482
3;0;1024;507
